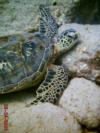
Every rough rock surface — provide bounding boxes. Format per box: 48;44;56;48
0;103;82;133
0;0;73;36
58;24;100;84
1;0;100;36
59;78;100;128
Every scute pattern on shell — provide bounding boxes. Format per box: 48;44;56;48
0;32;51;93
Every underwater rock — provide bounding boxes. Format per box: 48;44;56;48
70;0;100;24
1;103;82;133
0;90;82;133
1;0;100;36
0;90;34;114
58;23;100;84
0;0;73;36
59;78;100;128
83;128;99;133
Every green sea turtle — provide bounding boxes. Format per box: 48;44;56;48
0;5;79;105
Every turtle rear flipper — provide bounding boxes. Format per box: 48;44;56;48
31;65;68;105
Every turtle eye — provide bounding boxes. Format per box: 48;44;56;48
67;30;78;40
68;32;76;37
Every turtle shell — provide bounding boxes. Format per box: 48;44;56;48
0;32;51;94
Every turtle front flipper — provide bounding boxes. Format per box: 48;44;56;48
31;65;68;105
39;17;46;35
39;4;58;41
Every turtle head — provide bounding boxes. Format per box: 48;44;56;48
54;29;79;56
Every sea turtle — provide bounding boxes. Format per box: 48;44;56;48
0;5;79;105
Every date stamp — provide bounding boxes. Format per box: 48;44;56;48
0;104;9;132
